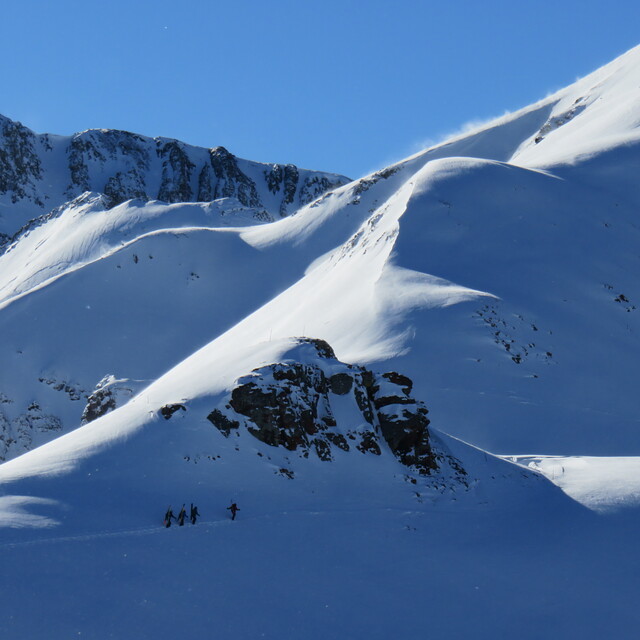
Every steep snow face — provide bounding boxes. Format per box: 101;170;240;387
0;115;350;237
512;46;640;170
379;45;640;206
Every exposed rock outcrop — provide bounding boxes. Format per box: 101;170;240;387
161;403;186;420
206;338;456;477
157;140;195;203
0;115;43;206
81;375;138;425
208;146;261;208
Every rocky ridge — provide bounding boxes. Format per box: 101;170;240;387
0;114;351;236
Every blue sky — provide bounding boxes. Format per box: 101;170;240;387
2;0;639;178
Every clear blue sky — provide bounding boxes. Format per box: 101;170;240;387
2;0;639;178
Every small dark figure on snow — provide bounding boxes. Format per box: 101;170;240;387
164;507;176;528
227;502;240;520
190;503;200;525
177;504;187;526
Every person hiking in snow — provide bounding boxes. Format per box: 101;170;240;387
164;506;176;528
227;502;240;521
177;504;187;526
190;503;200;525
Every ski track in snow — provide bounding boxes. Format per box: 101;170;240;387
0;507;424;549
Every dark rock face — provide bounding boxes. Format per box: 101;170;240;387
81;375;136;425
82;387;117;425
207;338;450;476
67;129;151;206
209;146;261;208
197;163;214;202
206;409;240;436
265;163;300;216
372;372;417;410
0;116;43;205
39;376;85;402
229;362;331;452
299;175;344;206
104;170;148;208
0;114;351;235
157;140;195;203
349;166;400;204
329;373;353;395
377;405;436;475
161;404;187;420
381;371;412;393
67;134;99;195
304;337;336;359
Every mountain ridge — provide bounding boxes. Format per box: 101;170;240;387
0;113;350;238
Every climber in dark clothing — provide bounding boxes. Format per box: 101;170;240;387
227;502;240;520
190;503;200;525
164;507;176;528
177;504;187;526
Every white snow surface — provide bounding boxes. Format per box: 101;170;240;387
2;44;640;639
509;455;640;512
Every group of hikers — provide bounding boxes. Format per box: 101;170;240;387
164;502;239;527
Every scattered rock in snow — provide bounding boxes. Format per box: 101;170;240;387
39;376;86;402
0;401;62;461
160;403;187;420
531;99;587;145
206;409;240;435
474;303;555;368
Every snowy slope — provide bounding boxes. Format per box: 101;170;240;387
0;335;634;640
508;454;640;513
4;491;634;640
2;43;640;640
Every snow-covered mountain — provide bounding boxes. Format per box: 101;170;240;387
2;44;640;640
0;115;350;240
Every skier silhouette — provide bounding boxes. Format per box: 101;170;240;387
164;506;176;528
177;504;187;526
190;503;200;525
227;502;240;520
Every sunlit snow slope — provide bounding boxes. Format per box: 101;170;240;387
1;42;640;640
